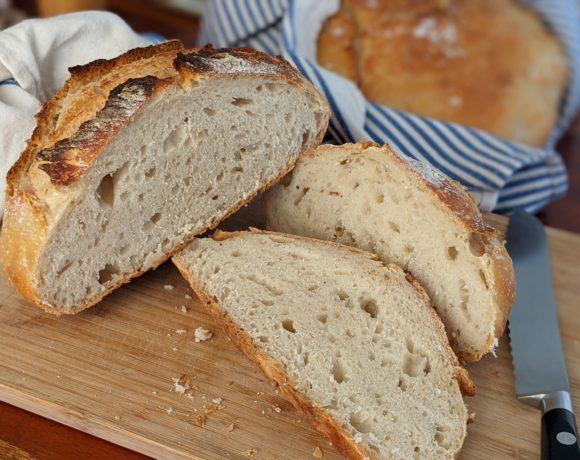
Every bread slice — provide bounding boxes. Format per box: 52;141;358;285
265;142;514;361
0;42;329;314
173;229;474;460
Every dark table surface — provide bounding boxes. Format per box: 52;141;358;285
2;2;580;459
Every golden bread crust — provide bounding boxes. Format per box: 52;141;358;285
0;42;329;314
173;228;472;459
318;0;568;146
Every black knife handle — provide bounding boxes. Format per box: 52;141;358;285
542;408;580;459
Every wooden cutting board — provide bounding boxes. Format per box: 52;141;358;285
0;209;578;460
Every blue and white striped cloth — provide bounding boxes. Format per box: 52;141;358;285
198;0;580;212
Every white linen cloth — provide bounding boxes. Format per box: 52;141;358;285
0;12;151;216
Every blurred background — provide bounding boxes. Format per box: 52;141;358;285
2;0;203;45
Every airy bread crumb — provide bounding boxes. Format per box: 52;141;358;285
312;446;323;458
194;327;213;342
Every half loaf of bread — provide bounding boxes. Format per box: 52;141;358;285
0;41;329;314
265;142;514;361
173;229;474;460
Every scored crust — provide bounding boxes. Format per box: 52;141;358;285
0;42;330;314
267;141;515;361
172;228;474;460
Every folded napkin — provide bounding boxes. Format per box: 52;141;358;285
199;0;580;212
0;11;153;216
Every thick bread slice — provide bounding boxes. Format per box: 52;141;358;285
265;142;514;361
173;229;474;460
0;42;329;314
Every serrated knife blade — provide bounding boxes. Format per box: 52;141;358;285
507;210;580;460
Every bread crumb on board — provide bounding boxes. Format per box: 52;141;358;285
226;423;236;432
185;293;192;300
181;305;188;313
176;328;187;335
243;449;258;458
172;374;190;394
313;446;323;457
194;327;213;342
163;284;175;290
193;414;206;427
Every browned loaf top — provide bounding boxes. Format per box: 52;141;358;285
318;0;568;147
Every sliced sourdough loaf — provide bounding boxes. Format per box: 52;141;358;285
0;42;329;314
265;142;514;361
173;230;474;460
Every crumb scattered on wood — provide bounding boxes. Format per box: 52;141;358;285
243;449;258;458
114;415;121;421
185;293;192;299
273;405;281;413
181;305;188;313
313;446;323;458
172;347;178;352
166;407;174;415
212;397;223;405
172;374;190;394
176;328;187;335
193;414;206;427
194;327;213;342
163;284;175;290
226;423;235;432
468;412;476;424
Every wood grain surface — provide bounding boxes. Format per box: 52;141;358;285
0;209;578;459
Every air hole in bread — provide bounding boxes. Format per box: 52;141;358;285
213;266;220;274
350;412;372;433
234;148;245;161
231;250;242;257
139;145;147;155
232;166;243;173
353;181;360;189
301;130;312;148
403;350;431;377
282;319;295;333
212;195;219;201
98;263;119;285
332;359;347;383
361;299;378;318
145;167;156;178
258;335;268;343
314;111;325;127
317;313;328;324
56;261;73;277
203;107;216;116
303;351;309;365
265;82;278;92
404;244;415;254
260;299;274;306
349;394;360;404
215;172;224;182
479;269;489;289
387;221;399;233
245;110;257;118
376;192;385;203
96;174;115;209
368;351;376;361
307;284;319;292
255;85;263;92
397;376;408;391
448;246;458;260
119;245;129;256
231;97;253;107
469;233;486;257
150;212;162;225
334;225;344;238
293;187;310;206
328;334;336;344
346;329;354;338
337;288;349;301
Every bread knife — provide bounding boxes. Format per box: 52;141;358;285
507;210;580;459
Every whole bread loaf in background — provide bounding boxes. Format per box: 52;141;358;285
0;41;330;314
318;0;568;147
265;142;515;361
173;229;474;460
